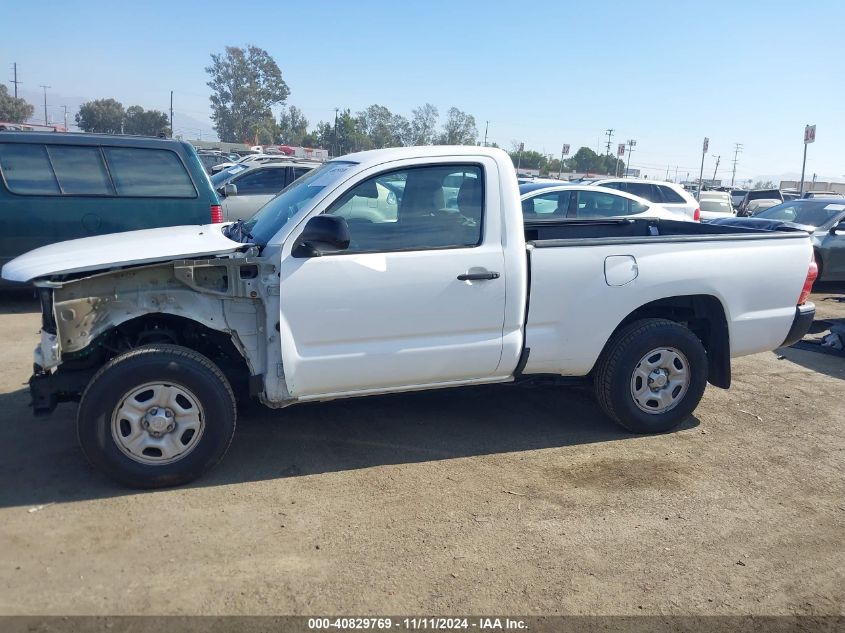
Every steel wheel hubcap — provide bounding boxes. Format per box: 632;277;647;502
111;382;205;465
630;347;690;414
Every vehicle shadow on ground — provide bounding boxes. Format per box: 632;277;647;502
0;381;699;508
779;317;845;381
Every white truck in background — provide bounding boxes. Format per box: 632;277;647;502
2;146;817;488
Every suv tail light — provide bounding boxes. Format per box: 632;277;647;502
798;255;818;305
693;207;701;221
210;204;223;223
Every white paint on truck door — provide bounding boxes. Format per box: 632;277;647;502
277;161;508;398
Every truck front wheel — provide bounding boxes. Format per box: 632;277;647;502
77;344;237;488
593;319;708;434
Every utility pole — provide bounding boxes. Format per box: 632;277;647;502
711;155;721;182
11;63;21;98
625;139;636;177
483;120;488;147
604;128;614;156
332;108;340;157
169;91;174;138
39;85;50;125
61;105;68;130
674;166;679;183
665;165;670;180
730;143;743;187
697;137;709;199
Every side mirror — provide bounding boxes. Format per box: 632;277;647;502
292;215;350;258
223;183;238;197
830;220;845;235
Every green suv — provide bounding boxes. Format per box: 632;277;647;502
0;132;221;286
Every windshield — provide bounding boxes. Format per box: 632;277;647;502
242;161;356;245
210;165;247;186
756;200;845;227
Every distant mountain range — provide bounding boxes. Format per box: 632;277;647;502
18;88;218;141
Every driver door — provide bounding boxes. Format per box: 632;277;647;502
277;161;507;398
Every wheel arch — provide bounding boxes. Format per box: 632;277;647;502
596;294;731;388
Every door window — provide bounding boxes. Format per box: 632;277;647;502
47;145;114;195
0;143;60;194
576;190;645;218
523;190;572;217
624;182;659;202
233;168;289;195
292;167;313;180
325;164;484;253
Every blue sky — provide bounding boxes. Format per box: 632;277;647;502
4;0;844;183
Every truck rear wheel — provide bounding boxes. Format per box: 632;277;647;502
593;319;708;434
77;344;237;488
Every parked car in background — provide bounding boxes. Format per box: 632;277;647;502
745;199;782;216
210;153;297;174
0;132;221;285
212;161;319;221
737;189;784;215
802;191;844;199
698;191;735;220
711;198;845;282
519;183;689;221
588;178;700;220
196;152;233;175
730;189;748;209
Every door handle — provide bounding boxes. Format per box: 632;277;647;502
457;271;500;281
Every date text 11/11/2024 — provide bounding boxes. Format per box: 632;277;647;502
307;617;528;630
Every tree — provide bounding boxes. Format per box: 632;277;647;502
75;98;125;134
123;105;169;136
409;103;438;145
206;45;290;143
356;104;408;149
438;107;477;145
753;179;775;189
277;105;309;145
0;85;34;123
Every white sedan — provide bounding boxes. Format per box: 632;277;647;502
519;183;691;221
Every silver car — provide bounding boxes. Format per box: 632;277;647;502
210;161;319;221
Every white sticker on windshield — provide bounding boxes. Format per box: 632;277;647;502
308;165;352;187
824;204;845;211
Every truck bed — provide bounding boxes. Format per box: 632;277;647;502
524;217;806;244
521;217;813;377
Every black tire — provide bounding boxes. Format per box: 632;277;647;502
593;318;708;434
77;344;237;488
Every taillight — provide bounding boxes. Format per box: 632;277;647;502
798;256;818;305
693;207;701;221
210;204;223;223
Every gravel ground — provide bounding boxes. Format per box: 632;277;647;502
0;285;842;616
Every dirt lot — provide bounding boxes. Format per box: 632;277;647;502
0;286;843;616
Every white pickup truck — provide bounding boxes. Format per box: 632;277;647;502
2;146;818;488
